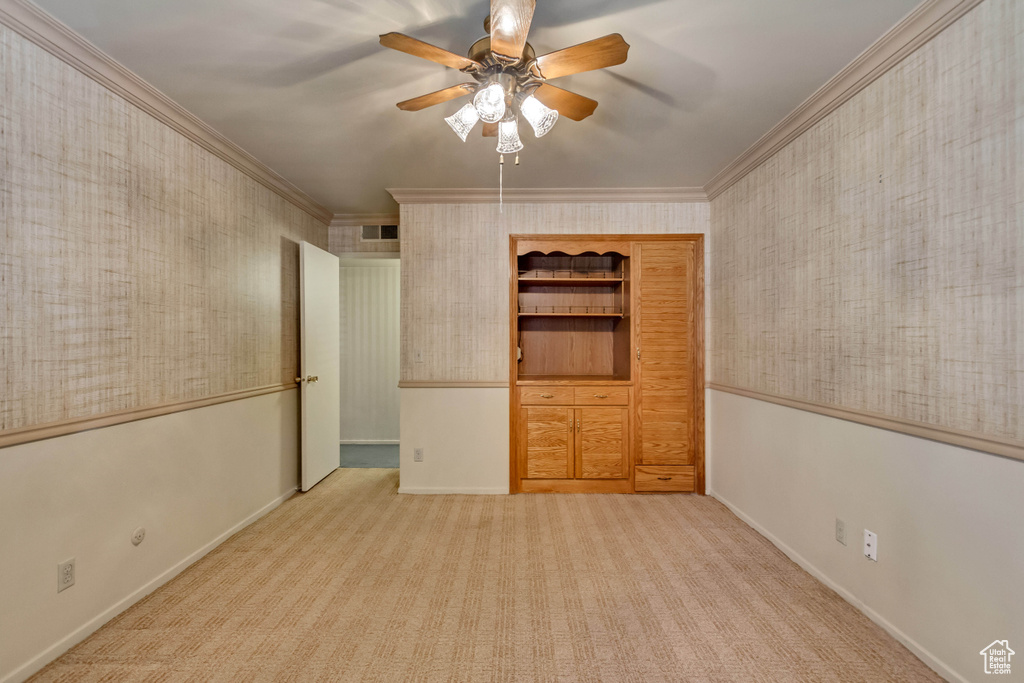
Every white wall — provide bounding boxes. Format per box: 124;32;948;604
399;389;509;494
708;389;1024;683
0;391;300;683
339;259;400;443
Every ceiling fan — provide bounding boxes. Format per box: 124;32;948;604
379;0;629;154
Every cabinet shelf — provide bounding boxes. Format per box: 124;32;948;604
518;276;623;287
519;311;624;318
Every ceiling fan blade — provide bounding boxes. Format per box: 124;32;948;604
534;34;629;80
489;0;535;62
482;122;498;137
532;83;598;121
379;32;481;71
397;84;476;112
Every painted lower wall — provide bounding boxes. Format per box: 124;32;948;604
399;388;509;494
708;389;1024;683
0;390;300;683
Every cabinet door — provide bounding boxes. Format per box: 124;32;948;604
635;241;695;466
520;407;573;478
576;407;629;479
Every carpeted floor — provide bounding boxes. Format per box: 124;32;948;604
339;444;399;468
32;469;940;682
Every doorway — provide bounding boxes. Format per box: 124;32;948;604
338;257;400;468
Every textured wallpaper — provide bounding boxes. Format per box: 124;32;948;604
710;0;1023;447
399;202;710;383
0;25;327;433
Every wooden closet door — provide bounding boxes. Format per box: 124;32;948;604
520;407;573;478
576;407;629;479
635;241;696;466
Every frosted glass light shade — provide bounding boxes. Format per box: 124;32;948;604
520;95;559;138
444;103;479;141
496;116;524;154
473;83;506;123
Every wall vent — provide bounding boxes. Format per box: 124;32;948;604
361;225;399;242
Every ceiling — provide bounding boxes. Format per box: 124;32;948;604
33;0;922;215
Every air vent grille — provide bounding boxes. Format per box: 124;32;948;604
361;225;400;241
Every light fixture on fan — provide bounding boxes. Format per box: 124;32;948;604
473;81;507;124
441;79;560;151
519;94;558;138
496;110;524;154
380;0;629;156
444;103;479;142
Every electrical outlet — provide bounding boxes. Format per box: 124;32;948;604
58;558;75;592
835;518;846;546
863;529;878;561
131;527;146;546
413;448;424;462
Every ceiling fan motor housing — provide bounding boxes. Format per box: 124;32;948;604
467;37;541;103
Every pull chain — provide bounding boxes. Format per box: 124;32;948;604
499;154;504;212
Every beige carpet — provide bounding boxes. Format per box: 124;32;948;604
33;469;940;682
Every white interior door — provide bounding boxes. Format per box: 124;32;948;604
300;241;341;491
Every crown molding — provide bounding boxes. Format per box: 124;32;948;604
387;187;708;205
330;213;401;228
704;0;986;201
0;0;333;225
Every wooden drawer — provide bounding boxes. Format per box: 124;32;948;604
519;386;574;405
634;466;694;492
573;386;629;405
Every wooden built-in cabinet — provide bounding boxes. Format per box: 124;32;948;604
510;235;704;494
519;386;631;493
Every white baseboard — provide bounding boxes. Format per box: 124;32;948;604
339;440;399;445
708;489;964;683
3;488;297;683
397;486;509;495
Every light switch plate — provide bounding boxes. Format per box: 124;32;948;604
863;529;878;561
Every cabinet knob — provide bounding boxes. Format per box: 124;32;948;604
637;348;641;360
657;477;672;481
576;419;581;432
540;393;554;399
594;394;608;399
